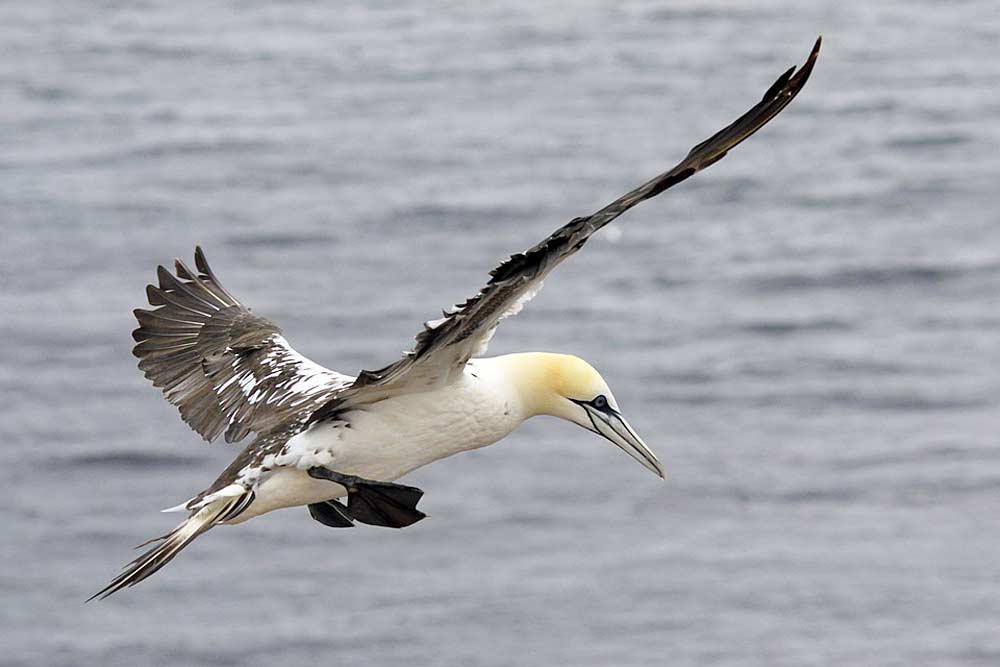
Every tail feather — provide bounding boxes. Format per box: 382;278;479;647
89;494;248;601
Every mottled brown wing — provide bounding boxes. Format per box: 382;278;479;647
133;247;352;443
311;38;821;421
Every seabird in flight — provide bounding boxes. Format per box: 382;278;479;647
93;38;820;599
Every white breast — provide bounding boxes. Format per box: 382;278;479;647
236;360;527;520
331;359;527;480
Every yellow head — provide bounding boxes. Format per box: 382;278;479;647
502;352;664;478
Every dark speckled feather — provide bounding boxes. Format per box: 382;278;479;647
133;247;352;443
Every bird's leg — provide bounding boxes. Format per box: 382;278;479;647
307;467;427;528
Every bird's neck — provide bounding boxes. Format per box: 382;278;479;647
483;352;574;419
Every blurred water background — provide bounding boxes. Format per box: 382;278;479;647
3;1;999;665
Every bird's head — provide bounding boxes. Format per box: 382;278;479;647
509;353;664;479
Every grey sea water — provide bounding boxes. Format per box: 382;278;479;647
3;2;999;665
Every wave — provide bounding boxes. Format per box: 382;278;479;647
745;262;997;292
62;451;200;470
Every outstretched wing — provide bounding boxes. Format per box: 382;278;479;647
133;247;352;443
311;38;821;420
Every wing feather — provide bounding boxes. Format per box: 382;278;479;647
134;247;351;442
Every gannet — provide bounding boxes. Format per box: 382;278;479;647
93;38;820;600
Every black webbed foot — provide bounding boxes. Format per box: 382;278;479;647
345;480;426;528
307;499;354;528
307;467;427;529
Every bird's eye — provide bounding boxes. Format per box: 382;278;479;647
592;395;608;410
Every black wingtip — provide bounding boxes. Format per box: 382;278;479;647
155;265;172;290
174;258;196;281
145;283;164;306
803;35;822;76
793;36;822;90
761;65;796;102
761;37;822;103
193;246;209;275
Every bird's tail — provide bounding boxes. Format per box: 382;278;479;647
89;494;250;601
